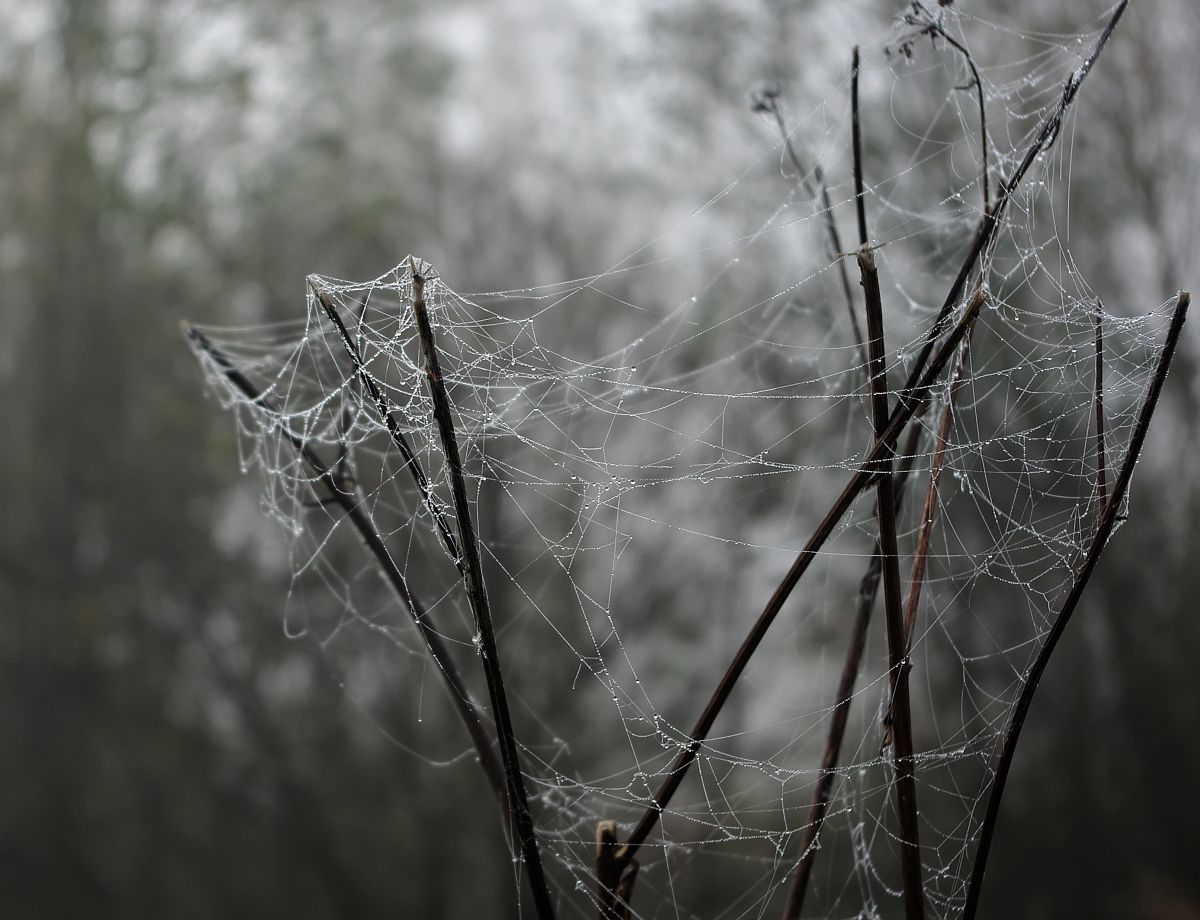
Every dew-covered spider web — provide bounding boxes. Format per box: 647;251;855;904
188;4;1176;918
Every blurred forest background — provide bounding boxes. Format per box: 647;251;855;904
2;0;1199;918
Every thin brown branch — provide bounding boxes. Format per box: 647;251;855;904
939;28;991;212
781;36;979;899
895;8;991;210
903;327;973;660
781;382;926;920
851;46;868;248
407;258;556;920
595;821;638;919
961;290;1189;920
180;321;507;806
901;402;951;653
858;248;926;920
878;323;974;752
1093;299;1109;511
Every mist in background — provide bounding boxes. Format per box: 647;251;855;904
2;0;1199;917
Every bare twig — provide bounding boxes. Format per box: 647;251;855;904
788;76;927;917
858;248;926;920
595;821;637;919
874;330;974;755
781;33;987;901
407;258;556;920
898;326;973;695
1093;300;1109;511
781;422;923;919
180;322;507;806
755;90;868;369
961;290;1189;920
894;5;991;210
851;47;869;248
940;29;990;211
783;61;930;914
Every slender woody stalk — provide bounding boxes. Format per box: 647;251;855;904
851;47;869;249
180;322;507;804
858;248;926;920
903;329;973;655
961;291;1190;920
898;13;991;211
783;47;944;914
1093;300;1109;509
781;422;923;919
407;258;556;920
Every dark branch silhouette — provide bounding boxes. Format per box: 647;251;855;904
180;321;507;807
961;291;1189;919
407;258;557;920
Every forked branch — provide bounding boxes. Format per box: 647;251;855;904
782;50;941;915
961;291;1190;920
179;322;507;806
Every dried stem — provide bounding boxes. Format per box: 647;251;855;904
179;322;507;806
1093;300;1109;510
858;248;926;920
786;67;927;917
781;422;923;919
783;60;927;913
896;7;991;210
759;92;868;369
407;258;556;920
961;291;1189;920
901;399;951;652
851;47;868;248
939;28;990;211
901;327;973;668
876;324;975;753
595;821;637;919
310;278;466;579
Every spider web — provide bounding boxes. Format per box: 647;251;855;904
188;4;1173;918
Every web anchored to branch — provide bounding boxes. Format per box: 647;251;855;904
187;3;1188;918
